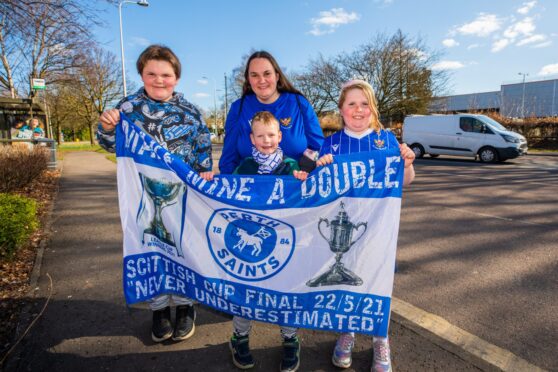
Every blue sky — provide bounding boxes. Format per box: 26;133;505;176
95;0;558;111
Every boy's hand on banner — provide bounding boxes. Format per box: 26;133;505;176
316;154;333;167
293;170;308;181
200;171;215;181
99;109;121;132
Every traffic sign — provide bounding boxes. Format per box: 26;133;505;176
32;78;46;90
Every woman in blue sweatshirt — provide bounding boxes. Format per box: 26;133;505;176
219;51;324;175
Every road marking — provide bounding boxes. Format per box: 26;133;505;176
443;207;549;227
418;170;553;186
391;297;546;372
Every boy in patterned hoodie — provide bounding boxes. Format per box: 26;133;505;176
97;44;212;343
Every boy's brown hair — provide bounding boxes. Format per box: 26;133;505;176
136;45;181;78
250;111;280;132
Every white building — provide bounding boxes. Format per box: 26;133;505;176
430;77;558;118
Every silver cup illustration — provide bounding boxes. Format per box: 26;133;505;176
139;173;183;256
307;202;367;287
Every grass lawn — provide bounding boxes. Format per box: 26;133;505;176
57;142;116;163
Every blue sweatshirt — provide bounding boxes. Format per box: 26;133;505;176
219;93;324;174
319;128;399;156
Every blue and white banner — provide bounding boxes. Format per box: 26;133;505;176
116;115;403;336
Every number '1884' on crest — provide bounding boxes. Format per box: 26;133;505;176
206;209;296;281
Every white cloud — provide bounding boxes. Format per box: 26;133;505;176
194;93;209;98
516;34;546;46
309;8;360;36
467;43;481;50
517;1;536;15
129;37;150;47
431;61;465;70
503;17;535;39
538;63;558;76
491;38;510;52
442;38;459;47
533;40;552;48
197;79;209;85
456;13;501;37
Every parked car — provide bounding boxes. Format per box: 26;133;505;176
402;114;528;162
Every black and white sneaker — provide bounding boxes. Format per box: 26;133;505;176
151;307;172;342
172;304;196;341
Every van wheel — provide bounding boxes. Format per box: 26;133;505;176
478;147;499;163
410;144;425;158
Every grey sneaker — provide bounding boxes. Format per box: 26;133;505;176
332;333;355;368
371;336;392;372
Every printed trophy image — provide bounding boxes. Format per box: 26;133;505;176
307;202;367;287
139;173;183;255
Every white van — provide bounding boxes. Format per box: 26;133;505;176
402;114;528;162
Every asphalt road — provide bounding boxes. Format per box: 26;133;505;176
394;154;558;371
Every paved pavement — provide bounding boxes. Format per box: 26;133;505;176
4;151;498;371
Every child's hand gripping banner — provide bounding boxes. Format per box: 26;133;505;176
116;114;403;337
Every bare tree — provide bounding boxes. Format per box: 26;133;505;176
46;46;124;144
295;30;448;123
294;54;347;115
0;0;102;97
225;49;257;109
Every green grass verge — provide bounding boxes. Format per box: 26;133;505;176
57;142;117;161
529;148;558;153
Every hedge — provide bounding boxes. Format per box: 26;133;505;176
0;145;49;193
0;193;38;259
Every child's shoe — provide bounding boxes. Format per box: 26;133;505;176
280;335;300;372
151;306;172;342
229;334;255;369
371;337;392;372
332;333;355;368
172;304;196;341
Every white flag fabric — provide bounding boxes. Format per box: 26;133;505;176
116;115;404;337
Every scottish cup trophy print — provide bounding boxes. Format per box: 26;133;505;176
307;202;367;287
139;173;184;257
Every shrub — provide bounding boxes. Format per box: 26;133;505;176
0;145;49;193
0;193;38;259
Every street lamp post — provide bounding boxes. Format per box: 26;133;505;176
119;0;149;97
518;72;529;118
202;76;218;135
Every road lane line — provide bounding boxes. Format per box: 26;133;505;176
417;171;552;186
443;207;549;227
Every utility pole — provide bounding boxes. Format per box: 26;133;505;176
224;72;228;117
518;72;529;118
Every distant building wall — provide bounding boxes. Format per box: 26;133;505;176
501;79;558;118
431;91;500;113
430;78;558;118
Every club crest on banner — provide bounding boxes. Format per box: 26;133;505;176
206;209;296;281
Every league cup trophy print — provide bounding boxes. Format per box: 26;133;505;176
139;173;184;257
307;202;367;287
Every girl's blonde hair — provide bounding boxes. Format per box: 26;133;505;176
338;79;383;132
